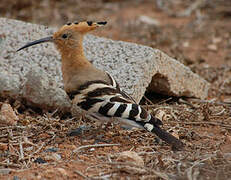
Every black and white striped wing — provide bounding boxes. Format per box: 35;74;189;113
72;80;160;125
71;80;183;149
106;72;137;103
69;73;183;149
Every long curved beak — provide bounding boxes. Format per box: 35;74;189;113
17;36;53;52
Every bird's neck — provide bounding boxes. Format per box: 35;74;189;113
60;45;92;86
61;45;92;72
60;44;110;93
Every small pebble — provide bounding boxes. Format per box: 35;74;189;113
44;147;59;153
56;168;68;176
52;153;61;161
155;110;167;121
34;157;47;164
139;15;160;26
117;151;144;167
212;37;222;44
0;103;18;126
183;41;189;47
67;125;89;136
207;44;217;51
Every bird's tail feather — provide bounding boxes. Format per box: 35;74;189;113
152;126;184;150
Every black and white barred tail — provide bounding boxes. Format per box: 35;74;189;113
67;74;183;149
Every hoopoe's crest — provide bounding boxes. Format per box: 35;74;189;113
58;21;107;34
17;21;183;150
53;21;107;52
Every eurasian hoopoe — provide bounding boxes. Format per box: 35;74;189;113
17;21;183;149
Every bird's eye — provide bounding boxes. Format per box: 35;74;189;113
62;34;68;39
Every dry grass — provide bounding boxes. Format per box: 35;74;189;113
0;98;231;179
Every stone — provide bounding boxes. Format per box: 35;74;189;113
56;168;68;176
0;103;18;126
0;18;209;112
34;157;47;164
155;110;167;121
44;152;61;161
117;151;144;167
51;153;62;161
147;51;209;99
207;44;217;51
21;67;71;111
0;69;21;98
44;147;59;153
139;15;160;26
212;37;222;44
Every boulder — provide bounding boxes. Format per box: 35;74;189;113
0;18;209;111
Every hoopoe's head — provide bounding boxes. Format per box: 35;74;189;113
17;21;107;52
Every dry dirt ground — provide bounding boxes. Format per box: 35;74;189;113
0;0;231;179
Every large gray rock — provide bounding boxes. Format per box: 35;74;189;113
0;18;209;111
22;67;71;111
0;69;21;98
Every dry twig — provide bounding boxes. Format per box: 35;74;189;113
29;143;44;157
19;140;24;160
104;162;171;180
0;162;21;168
174;121;231;129
73;144;120;153
186;98;231;106
74;170;88;179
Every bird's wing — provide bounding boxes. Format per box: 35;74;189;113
71;79;183;149
106;72;137;103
